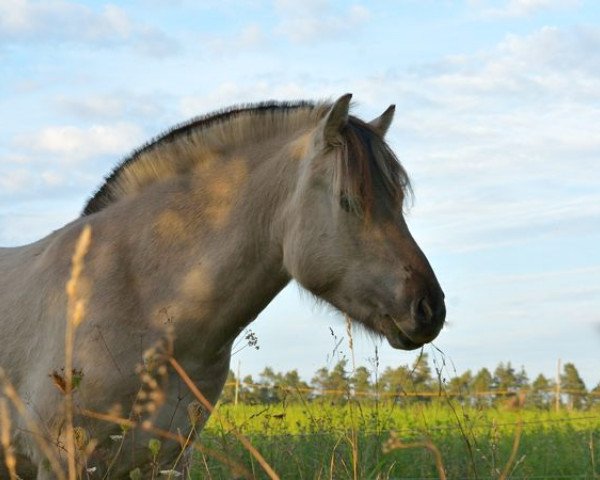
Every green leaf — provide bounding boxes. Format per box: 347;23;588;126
129;467;142;480
148;438;161;457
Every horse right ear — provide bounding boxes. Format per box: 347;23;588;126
369;104;395;137
319;93;352;147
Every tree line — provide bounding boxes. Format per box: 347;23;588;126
221;354;599;410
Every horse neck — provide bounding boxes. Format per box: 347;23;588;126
114;134;300;355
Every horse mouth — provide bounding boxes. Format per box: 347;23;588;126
379;315;424;351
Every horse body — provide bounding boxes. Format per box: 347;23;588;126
2;134;294;477
0;95;446;478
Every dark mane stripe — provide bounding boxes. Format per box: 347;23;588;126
82;100;316;216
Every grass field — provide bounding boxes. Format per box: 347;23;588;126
195;402;600;479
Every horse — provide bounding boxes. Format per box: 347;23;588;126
0;94;446;478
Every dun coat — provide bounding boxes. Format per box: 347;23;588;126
0;94;445;478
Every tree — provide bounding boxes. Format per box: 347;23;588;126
561;362;587;410
241;374;260;404
472;368;492;392
220;369;237;404
531;373;552;409
351;366;371;398
411;353;433;391
280;369;311;401
311;366;330;395
589;382;600;407
515;366;530;390
257;367;283;403
328;359;350;403
448;370;473;398
380;365;411;402
311;360;350;403
472;368;493;406
493;362;518;392
281;369;308;389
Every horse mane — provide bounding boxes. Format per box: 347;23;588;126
82;100;410;217
337;117;411;217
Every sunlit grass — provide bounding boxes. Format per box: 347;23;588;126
196;402;600;479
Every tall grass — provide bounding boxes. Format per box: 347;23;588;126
64;223;92;479
198;402;600;479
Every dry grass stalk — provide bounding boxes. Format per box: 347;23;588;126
383;433;447;480
345;315;355;372
590;431;597;477
328;435;344;480
345;431;359;480
0;398;18;480
80;408;253;479
167;405;200;477
132;347;168;418
498;420;523;480
168;356;281;480
64;224;92;480
0;369;66;479
345;315;359;479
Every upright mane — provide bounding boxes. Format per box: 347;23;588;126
82;100;410;217
82;101;323;216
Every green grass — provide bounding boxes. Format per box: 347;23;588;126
193;402;600;479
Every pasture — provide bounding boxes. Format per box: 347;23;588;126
197;402;600;479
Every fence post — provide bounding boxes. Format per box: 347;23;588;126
235;360;241;406
555;358;561;412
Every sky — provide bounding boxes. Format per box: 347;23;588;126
1;0;599;388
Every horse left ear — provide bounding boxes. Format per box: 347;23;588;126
369;104;395;137
320;93;352;147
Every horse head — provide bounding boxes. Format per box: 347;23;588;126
282;94;446;350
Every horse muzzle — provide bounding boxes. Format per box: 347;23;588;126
380;293;446;350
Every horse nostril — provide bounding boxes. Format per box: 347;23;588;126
413;296;434;323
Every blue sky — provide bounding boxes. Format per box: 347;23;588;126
1;0;599;387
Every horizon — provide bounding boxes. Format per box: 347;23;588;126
1;0;599;388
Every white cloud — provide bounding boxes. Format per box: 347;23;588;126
274;3;370;44
40;171;66;187
0;161;68;197
56;94;126;119
16;122;144;164
134;26;181;58
179;81;331;117
0;168;32;193
201;3;370;52
0;152;31;165
414;193;600;253
0;0;179;55
0;0;130;42
472;0;581;18
404;26;600;106
55;92;167;121
273;0;328;13
205;24;267;55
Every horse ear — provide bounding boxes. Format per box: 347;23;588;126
369;104;395;136
320;93;352;147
